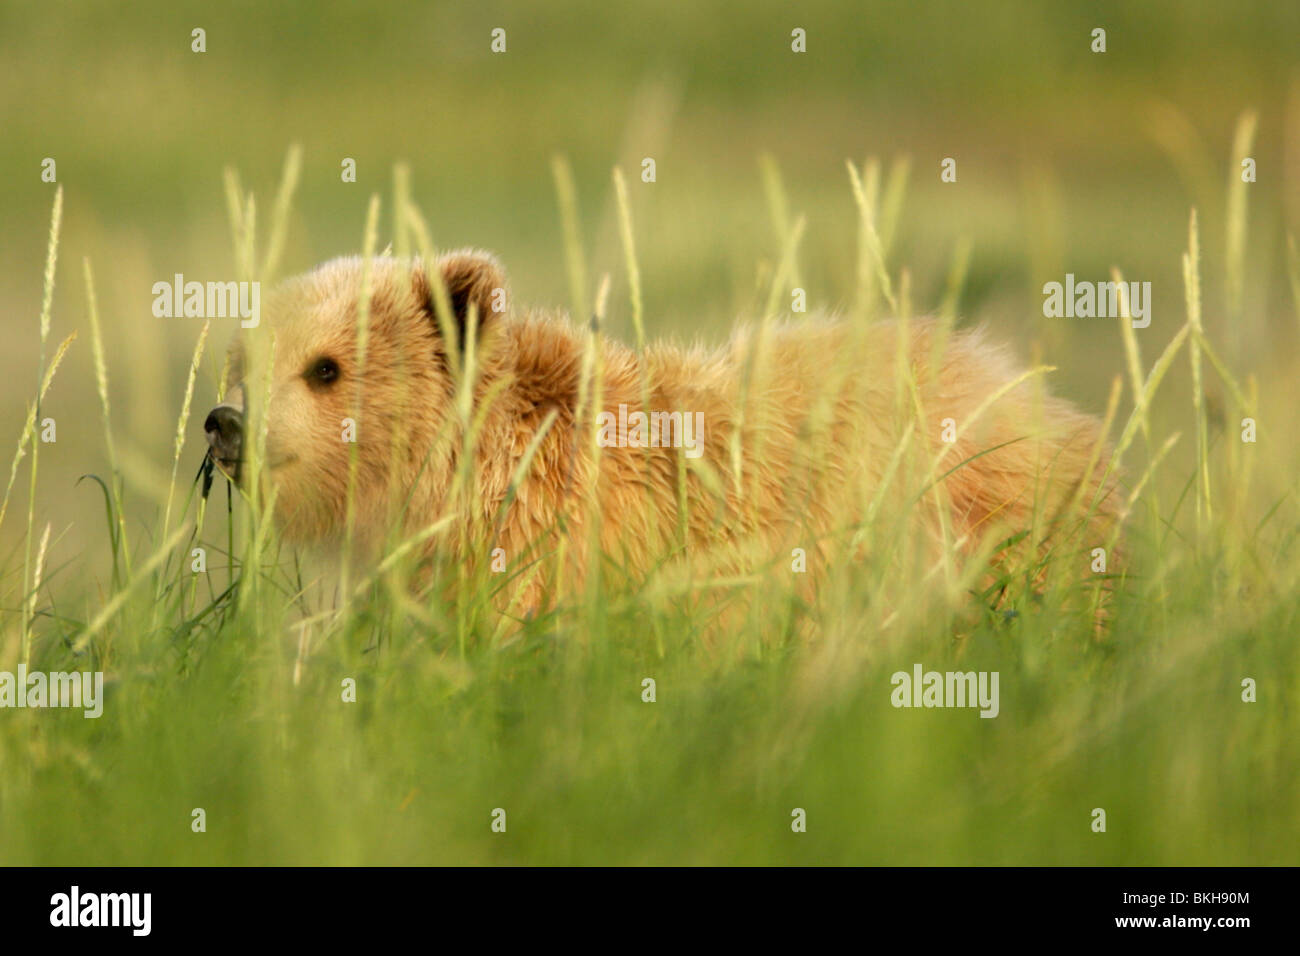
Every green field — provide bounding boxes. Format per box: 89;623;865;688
1;0;1297;865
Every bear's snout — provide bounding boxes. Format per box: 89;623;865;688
204;403;244;482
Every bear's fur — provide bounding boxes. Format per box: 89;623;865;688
205;251;1123;618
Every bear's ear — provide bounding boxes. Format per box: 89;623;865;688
412;249;508;349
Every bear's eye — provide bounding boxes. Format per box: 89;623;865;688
306;357;340;388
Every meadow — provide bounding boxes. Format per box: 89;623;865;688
0;1;1297;865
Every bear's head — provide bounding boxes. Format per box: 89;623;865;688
203;249;508;544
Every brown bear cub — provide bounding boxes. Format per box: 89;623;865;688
205;250;1122;618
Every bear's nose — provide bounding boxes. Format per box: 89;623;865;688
204;404;243;443
204;404;244;479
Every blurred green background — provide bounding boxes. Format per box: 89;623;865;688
1;1;1298;867
3;0;1299;574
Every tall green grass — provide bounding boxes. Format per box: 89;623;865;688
0;138;1296;865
